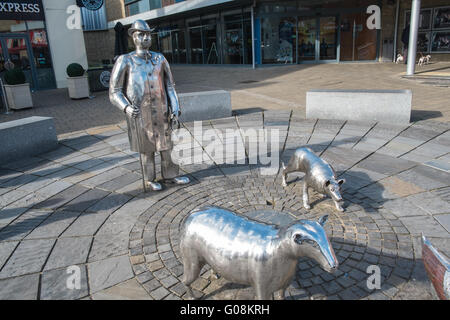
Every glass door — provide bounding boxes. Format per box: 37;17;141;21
297;18;317;62
297;16;338;63
0;35;38;90
319;16;338;61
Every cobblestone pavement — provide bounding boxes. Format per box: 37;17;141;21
0;62;449;134
0;110;449;300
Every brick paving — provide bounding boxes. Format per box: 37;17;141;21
0;110;449;300
0;62;449;134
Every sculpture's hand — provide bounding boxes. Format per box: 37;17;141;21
125;105;140;118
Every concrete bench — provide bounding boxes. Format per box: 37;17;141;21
0;116;58;165
178;90;231;123
306;89;412;124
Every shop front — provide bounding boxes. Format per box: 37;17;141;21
0;1;56;90
257;0;379;64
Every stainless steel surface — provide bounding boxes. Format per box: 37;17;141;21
421;234;450;300
282;147;345;212
180;206;338;300
109;19;189;188
172;176;190;185
407;0;421;75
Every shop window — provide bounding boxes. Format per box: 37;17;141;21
125;0;161;17
404;6;450;54
262;17;296;64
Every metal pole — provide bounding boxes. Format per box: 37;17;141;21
251;5;255;69
134;117;147;193
393;0;400;62
407;0;421;76
0;78;12;115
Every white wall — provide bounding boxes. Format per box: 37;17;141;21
43;0;88;88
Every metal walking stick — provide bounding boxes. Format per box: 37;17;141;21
133;113;147;193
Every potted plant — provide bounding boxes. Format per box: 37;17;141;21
66;63;90;99
3;68;33;110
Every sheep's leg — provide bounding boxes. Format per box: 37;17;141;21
254;285;272;300
181;249;203;299
281;157;299;187
274;288;287;300
303;182;310;210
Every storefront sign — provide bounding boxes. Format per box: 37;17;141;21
79;0;104;11
0;0;44;21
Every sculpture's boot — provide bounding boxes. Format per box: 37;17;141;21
170;176;190;185
146;181;162;191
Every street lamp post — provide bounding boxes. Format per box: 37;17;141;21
406;0;421;76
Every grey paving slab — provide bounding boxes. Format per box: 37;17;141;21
0;210;52;241
88;255;134;293
35;180;73;200
0;241;18;269
434;214;450;233
0;273;39;299
33;184;89;210
80;167;130;188
406;192;450;215
396;165;450;191
61;211;110;237
85;192;131;214
0;174;39;189
0;239;55;278
0;189;29;208
40;265;89;300
44;237;92;271
61;188;110;213
88;231;129;262
355;153;416;176
400;216;449;238
96;172;141;192
91;278;152;300
25;210;81;239
383;198;428;218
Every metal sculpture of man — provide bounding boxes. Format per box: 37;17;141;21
109;20;190;191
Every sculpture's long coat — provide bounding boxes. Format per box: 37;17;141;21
109;51;180;153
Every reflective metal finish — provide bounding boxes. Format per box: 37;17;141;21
180;206;338;300
109;19;189;187
282;147;345;212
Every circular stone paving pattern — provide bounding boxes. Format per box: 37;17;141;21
128;174;422;300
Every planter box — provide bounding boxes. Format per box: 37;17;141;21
178;90;232;122
67;75;90;99
4;83;33;110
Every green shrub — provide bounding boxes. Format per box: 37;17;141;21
4;68;26;85
66;63;85;77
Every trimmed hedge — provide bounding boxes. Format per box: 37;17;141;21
4;68;26;85
66;63;85;77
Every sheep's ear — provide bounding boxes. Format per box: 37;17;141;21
318;215;329;226
338;179;345;186
293;233;307;244
324;180;331;187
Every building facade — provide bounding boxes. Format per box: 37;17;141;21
0;0;89;90
83;0;450;67
1;0;449;91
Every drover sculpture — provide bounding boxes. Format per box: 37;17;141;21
109;20;190;191
282;147;345;212
180;206;338;300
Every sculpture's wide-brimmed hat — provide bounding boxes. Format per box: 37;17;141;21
128;20;154;36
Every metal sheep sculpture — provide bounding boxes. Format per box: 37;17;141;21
180;206;338;300
282;147;346;212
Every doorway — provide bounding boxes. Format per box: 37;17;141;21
0;34;37;90
297;16;338;63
